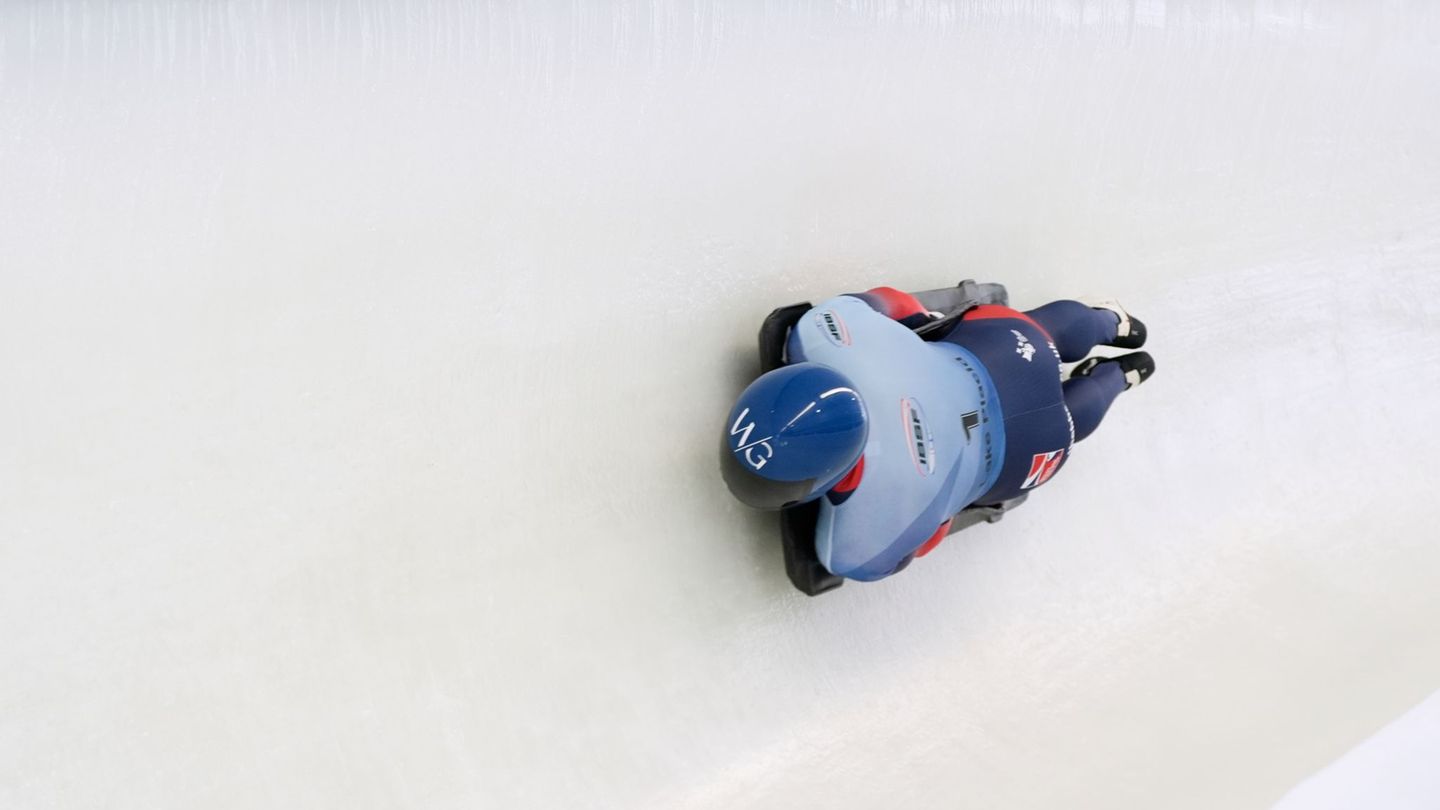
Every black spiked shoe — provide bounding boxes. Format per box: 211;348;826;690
1091;301;1147;349
1071;351;1155;391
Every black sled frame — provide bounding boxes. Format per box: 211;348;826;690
760;280;1029;596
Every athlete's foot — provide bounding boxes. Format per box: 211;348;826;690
1091;301;1147;349
1072;351;1155;391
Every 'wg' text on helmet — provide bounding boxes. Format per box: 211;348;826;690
720;363;867;510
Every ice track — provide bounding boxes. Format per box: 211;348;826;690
3;2;1439;808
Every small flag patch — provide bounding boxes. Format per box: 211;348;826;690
1021;449;1065;490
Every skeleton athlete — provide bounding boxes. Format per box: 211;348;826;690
721;286;1154;581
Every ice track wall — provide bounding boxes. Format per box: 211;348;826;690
3;2;1439;808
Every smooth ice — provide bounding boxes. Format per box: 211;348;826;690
2;2;1439;808
1274;689;1440;810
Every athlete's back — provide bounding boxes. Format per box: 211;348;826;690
784;295;1003;580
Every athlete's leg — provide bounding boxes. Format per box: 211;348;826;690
1025;301;1120;362
1064;360;1127;442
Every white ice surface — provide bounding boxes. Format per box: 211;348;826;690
1273;688;1440;810
2;2;1439;809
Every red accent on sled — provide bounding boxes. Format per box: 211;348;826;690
866;287;927;321
832;455;865;493
915;519;953;558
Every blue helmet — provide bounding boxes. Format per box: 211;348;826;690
720;363;868;510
